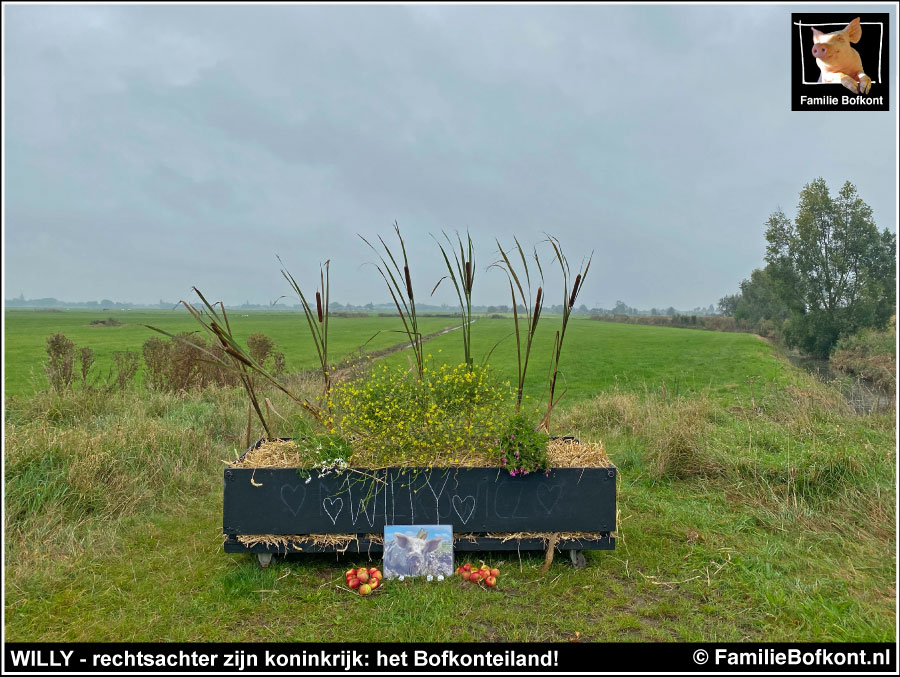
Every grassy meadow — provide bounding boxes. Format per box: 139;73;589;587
3;309;457;397
3;310;896;642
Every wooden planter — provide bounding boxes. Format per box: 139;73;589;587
223;439;616;568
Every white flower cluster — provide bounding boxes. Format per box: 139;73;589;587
304;457;349;484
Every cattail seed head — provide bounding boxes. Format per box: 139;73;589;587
225;346;253;366
465;261;473;293
569;274;581;308
316;292;324;323
531;287;543;332
404;266;414;301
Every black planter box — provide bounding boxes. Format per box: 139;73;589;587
223;439;616;563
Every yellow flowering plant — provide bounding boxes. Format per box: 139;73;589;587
324;361;512;468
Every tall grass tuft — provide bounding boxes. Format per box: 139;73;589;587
538;236;592;431
432;231;476;369
491;237;544;411
359;223;425;379
279;258;333;396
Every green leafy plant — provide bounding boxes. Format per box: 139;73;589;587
491;237;544;412
496;413;550;476
432;230;476;370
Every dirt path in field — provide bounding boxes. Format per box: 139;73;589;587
329;319;475;381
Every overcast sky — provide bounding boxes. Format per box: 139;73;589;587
4;3;897;309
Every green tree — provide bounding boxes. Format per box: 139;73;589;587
733;267;791;325
764;178;896;357
717;294;741;317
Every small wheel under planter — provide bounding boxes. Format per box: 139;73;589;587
569;549;586;569
257;552;274;569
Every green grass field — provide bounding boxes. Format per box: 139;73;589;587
381;316;795;404
4;312;895;642
3;309;456;397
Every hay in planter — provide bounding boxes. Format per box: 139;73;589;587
229;440;305;469
236;531;608;550
546;438;610;468
236;533;384;553
231;437;612;469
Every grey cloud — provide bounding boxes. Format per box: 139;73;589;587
4;3;896;308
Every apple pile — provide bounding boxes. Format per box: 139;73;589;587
345;567;383;595
455;562;499;588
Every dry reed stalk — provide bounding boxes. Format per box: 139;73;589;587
280;258;332;397
490;238;544;412
360;223;425;379
432;230;476;369
539;235;592;432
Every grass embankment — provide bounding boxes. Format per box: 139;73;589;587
5;318;895;641
831;321;896;395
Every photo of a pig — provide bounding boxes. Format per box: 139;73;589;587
383;526;454;579
811;17;872;94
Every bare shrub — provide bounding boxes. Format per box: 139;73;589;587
44;333;75;392
78;347;95;389
108;351;140;391
271;351;286;377
247;333;276;367
141;336;172;391
141;332;258;393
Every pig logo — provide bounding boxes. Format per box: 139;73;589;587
382;525;454;579
792;13;889;112
810;17;871;94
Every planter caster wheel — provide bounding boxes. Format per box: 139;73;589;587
569;549;586;569
257;553;274;569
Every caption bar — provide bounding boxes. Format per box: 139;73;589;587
4;643;895;674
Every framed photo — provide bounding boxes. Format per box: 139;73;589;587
383;525;454;579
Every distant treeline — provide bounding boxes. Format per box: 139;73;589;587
6;296;722;317
590;313;775;336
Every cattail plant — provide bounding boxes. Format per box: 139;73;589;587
147;287;322;441
280;258;332;396
538;235;592;432
490;237;544;412
431;230;476;370
359;222;425;379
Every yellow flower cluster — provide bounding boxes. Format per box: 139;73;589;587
326;362;511;467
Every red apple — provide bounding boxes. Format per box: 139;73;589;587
469;572;481;583
369;577;380;590
356;570;369;584
490;568;500;578
368;567;379;575
463;563;472;571
461;571;471;581
456;566;464;575
348;577;360;589
485;575;497;587
346;568;356;578
359;583;372;596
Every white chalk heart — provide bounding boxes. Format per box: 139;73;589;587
452;495;475;524
323;497;344;525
